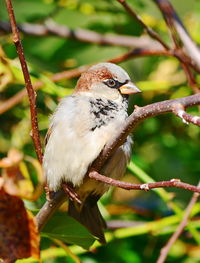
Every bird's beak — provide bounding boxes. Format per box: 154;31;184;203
119;82;141;95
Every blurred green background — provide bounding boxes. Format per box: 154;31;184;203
0;0;200;262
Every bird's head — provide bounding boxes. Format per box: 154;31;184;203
75;63;141;100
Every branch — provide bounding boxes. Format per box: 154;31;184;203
157;182;200;263
153;0;180;47
36;191;66;231
0;20;162;49
116;0;170;50
89;171;200;193
36;93;200;230
5;0;43;164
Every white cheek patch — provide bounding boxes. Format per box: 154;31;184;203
91;84;121;100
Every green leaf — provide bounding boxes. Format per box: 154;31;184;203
41;212;95;250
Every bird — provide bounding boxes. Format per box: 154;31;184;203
43;62;141;244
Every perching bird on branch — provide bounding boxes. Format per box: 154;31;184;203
43;63;141;244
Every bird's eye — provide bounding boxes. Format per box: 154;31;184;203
105;79;116;88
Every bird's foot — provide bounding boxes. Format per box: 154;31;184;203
62;183;82;204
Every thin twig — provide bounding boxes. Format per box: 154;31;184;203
89;171;200;193
153;0;180;47
157;182;200;263
5;0;43;163
116;0;170;50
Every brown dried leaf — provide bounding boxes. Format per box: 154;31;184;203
0;188;40;262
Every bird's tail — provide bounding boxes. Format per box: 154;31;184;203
68;195;106;244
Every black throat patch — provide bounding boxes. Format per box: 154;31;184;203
89;97;128;131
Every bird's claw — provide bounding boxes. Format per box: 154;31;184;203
62;183;82;204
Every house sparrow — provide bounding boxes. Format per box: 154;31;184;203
43;62;141;244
